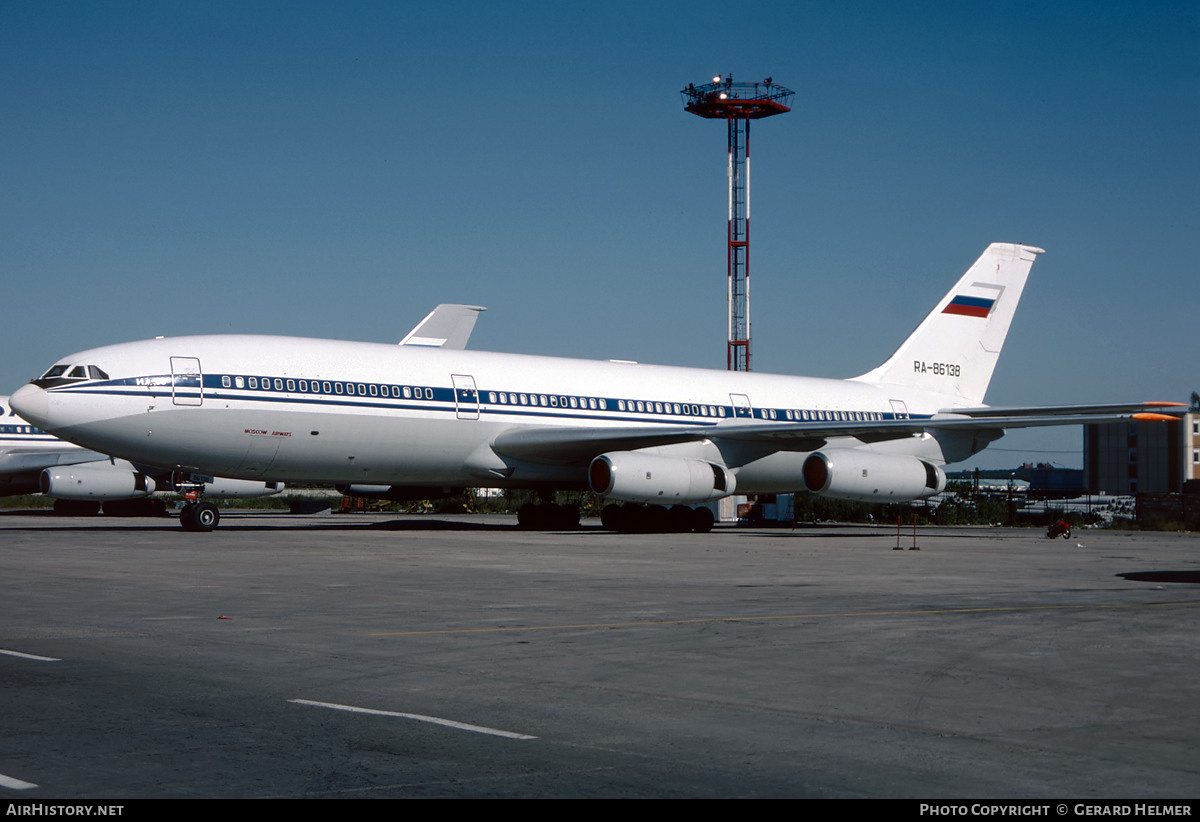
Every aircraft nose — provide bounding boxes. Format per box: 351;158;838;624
10;383;49;428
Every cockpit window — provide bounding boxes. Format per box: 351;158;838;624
33;363;111;389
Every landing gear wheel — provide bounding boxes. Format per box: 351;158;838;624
517;503;538;529
668;505;695;533
103;498;168;517
517;502;579;530
180;501;220;531
191;501;219;532
600;504;624;531
52;499;101;516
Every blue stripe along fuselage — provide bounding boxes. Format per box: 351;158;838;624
45;374;919;427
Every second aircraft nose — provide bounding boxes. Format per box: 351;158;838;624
9;383;49;429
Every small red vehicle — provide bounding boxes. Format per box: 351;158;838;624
1046;519;1072;539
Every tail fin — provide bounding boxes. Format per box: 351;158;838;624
853;243;1044;405
399;304;486;349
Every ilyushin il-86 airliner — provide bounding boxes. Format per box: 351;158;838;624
10;243;1183;531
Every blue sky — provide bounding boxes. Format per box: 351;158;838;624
2;1;1196;469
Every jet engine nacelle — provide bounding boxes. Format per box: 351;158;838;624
588;451;735;504
40;464;156;501
801;449;946;502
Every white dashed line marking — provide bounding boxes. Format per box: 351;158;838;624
289;699;536;739
0;648;60;662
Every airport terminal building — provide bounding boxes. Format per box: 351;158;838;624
1085;412;1200;494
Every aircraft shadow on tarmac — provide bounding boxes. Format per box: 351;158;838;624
1117;571;1200;585
0;515;514;533
0;511;623;533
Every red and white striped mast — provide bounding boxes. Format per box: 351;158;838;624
682;75;793;371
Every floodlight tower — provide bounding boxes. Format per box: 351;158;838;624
683;75;793;371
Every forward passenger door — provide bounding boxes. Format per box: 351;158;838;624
170;357;203;407
452;374;480;420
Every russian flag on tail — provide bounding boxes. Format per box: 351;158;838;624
942;295;995;318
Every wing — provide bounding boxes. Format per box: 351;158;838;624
491;401;1187;465
935;401;1187;419
0;447;108;495
0;448;108;475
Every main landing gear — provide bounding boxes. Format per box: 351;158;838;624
516;490;717;533
517;501;715;532
517;502;580;530
600;504;715;534
179;500;220;532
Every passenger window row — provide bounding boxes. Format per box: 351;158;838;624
213;374;890;423
615;399;726;418
485;391;608;410
785;409;885;422
220;374;434;400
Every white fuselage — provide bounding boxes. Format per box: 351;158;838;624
14;335;969;494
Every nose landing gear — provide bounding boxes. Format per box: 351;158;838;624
179;500;220;532
175;474;220;531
